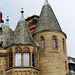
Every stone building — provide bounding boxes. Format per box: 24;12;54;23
0;0;69;75
68;57;75;75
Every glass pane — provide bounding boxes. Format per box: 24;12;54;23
23;53;29;66
15;53;21;66
53;39;56;48
41;39;44;49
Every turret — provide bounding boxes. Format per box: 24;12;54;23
33;0;69;75
3;8;40;75
2;16;14;47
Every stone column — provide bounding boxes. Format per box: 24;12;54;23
22;53;23;66
13;46;15;67
30;50;32;66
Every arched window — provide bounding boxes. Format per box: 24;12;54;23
63;39;65;51
52;36;57;48
9;52;13;67
41;36;45;49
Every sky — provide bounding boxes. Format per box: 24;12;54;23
0;0;75;57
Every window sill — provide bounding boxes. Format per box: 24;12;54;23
6;66;40;71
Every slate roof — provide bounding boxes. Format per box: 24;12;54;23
1;23;14;47
1;9;38;47
13;11;38;46
34;0;62;34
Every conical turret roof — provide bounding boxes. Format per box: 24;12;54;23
14;9;37;46
34;0;62;34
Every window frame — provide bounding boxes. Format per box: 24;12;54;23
23;52;30;66
52;36;57;48
15;53;21;67
41;36;45;49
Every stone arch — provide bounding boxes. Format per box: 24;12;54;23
52;35;57;39
9;48;12;52
23;46;30;53
33;47;38;59
15;46;22;53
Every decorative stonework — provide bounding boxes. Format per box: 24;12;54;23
23;46;30;53
15;47;22;53
33;47;37;54
9;48;12;52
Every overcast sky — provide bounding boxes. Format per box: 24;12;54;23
0;0;75;57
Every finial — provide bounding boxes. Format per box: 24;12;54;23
6;16;9;22
44;0;49;5
5;16;9;26
20;8;24;15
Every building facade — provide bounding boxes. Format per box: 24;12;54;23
0;0;69;75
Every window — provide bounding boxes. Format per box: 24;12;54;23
9;52;13;67
32;54;35;67
33;19;37;25
69;64;74;71
15;53;21;66
63;39;65;51
52;36;57;48
41;36;45;49
23;53;29;66
65;61;67;71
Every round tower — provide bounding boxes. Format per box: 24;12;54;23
33;0;69;75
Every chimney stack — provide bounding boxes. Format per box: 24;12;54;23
0;11;4;23
0;12;2;20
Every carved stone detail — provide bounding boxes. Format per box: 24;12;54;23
23;46;30;53
9;48;12;52
15;46;22;53
33;48;37;54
